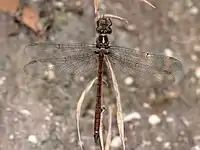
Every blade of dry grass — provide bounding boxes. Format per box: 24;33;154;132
99;107;105;150
105;105;114;150
104;14;129;24
93;0;99;17
76;77;97;150
105;56;125;150
94;0;129;24
99;81;108;149
140;0;156;8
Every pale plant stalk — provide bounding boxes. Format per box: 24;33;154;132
105;56;125;150
76;77;97;150
105;105;114;150
103;14;129;24
93;0;128;24
100;108;105;150
140;0;156;8
93;0;99;17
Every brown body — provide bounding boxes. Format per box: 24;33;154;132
93;17;112;143
94;52;104;143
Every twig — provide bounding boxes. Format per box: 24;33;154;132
76;77;97;150
105;56;125;150
105;105;114;150
93;0;99;18
140;0;156;8
93;0;128;24
99;107;106;150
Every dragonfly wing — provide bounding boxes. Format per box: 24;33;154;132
24;43;98;81
107;46;184;85
24;43;97;57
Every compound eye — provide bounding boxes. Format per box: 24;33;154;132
107;29;112;34
96;26;103;33
98;19;106;26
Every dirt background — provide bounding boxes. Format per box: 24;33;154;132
0;0;200;150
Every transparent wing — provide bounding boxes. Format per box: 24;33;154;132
24;43;97;57
107;46;184;85
24;43;98;81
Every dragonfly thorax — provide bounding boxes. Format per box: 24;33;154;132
94;48;110;55
96;34;110;49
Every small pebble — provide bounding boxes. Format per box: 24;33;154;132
79;76;85;81
190;77;196;83
6;107;11;111
166;116;174;123
190;6;199;15
28;135;38;144
124;76;134;85
156;136;163;142
44;70;55;80
191;54;198;62
162;110;167;115
0;76;6;85
164;141;172;149
194;135;200;141
196;88;200;95
128;87;137;92
142;140;152;146
15;132;20;135
194;45;200;52
180;130;185;136
14;118;18;122
127;24;136;31
195;67;200;78
148;92;156;100
54;1;64;8
186;0;193;7
55;121;60;126
75;1;82;6
148;114;161;125
20;109;31;116
124;112;141;122
191;145;200;150
9;134;14;140
41;124;46;129
181;117;190;127
143;102;150;108
111;136;122;148
45;116;51;121
165;90;179;98
164;48;174;57
47;104;53;110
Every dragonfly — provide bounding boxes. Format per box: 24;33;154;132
23;16;183;143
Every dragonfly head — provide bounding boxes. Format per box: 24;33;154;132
96;17;112;34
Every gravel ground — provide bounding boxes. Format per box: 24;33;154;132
0;0;200;150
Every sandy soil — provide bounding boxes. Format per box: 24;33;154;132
0;0;200;150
